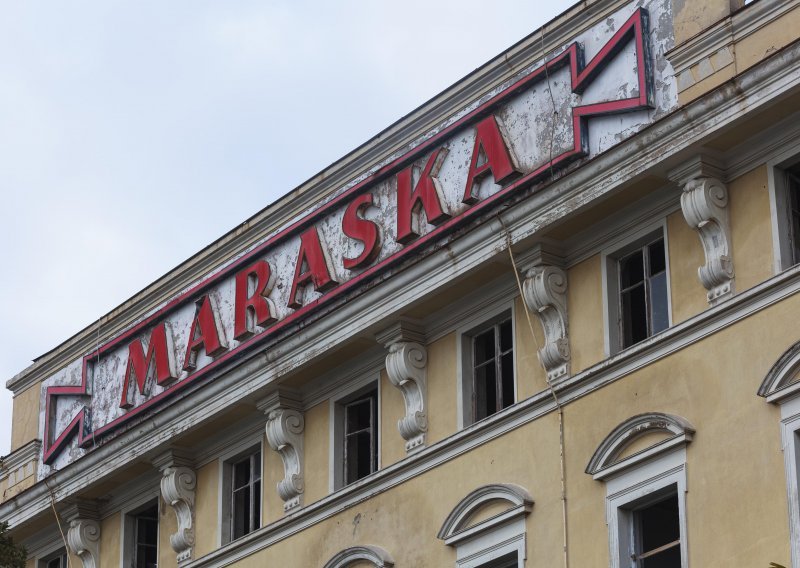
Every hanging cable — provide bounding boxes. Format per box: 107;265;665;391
499;215;569;568
44;478;71;568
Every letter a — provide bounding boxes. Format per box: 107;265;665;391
462;115;520;204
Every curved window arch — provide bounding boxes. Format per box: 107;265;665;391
587;412;693;568
758;341;800;568
322;545;394;568
438;483;533;567
586;412;695;480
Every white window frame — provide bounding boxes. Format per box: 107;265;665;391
455;299;517;429
329;374;382;492
36;547;69;568
767;147;800;272
604;448;688;568
120;490;161;568
779;395;800;568
217;434;264;546
601;221;672;356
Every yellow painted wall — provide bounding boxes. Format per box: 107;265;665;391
735;6;800;72
158;495;178;568
264;432;285;526
11;384;40;451
667;210;707;324
195;460;220;557
304;401;329;504
514;296;547;400
380;369;406;469
729;165;774;293
426;333;457;445
671;0;738;45
100;512;121;567
566;255;605;371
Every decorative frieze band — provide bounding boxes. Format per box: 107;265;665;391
670;155;735;305
62;500;101;568
153;449;196;564
520;244;570;382
377;319;428;454
259;391;305;513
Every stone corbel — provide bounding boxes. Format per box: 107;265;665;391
376;319;428;454
670;155;734;305
153;449;196;564
520;244;570;382
258;390;305;513
62;500;101;568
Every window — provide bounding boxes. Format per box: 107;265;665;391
39;550;67;568
460;310;515;426
587;413;692;568
785;167;800;265
604;228;670;354
220;445;262;544
132;502;159;568
438;484;532;568
331;382;380;490
343;388;378;486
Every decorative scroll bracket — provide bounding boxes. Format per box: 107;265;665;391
62;500;101;568
152;449;196;565
520;244;570;382
258;390;305;513
376;319;428;454
670;155;735;305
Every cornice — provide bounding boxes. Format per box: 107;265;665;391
5;0;632;395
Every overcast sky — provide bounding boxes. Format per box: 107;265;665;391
0;0;577;457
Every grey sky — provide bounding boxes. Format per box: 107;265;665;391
0;0;577;456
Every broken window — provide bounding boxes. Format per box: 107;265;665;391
343;388;378;486
632;492;682;568
472;317;515;422
230;449;262;540
618;237;669;348
133;503;159;568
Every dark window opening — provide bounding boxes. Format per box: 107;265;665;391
473;317;514;422
231;450;261;540
343;388;378;485
787;167;800;265
134;503;159;568
633;492;681;568
479;551;519;567
619;237;669;349
44;554;68;568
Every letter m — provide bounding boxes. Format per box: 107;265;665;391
120;322;178;409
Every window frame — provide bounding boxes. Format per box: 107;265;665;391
37;549;68;568
121;494;161;568
604;449;689;568
769;155;800;272
776;395;800;568
601;223;672;356
218;437;264;546
457;303;517;429
330;377;382;491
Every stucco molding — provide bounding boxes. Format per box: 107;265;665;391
586;412;695;481
153;450;196;564
259;391;305;513
62;500;101;568
377;319;428;454
671;155;735;305
437;483;533;545
758;339;800;404
322;545;395;568
522;258;570;382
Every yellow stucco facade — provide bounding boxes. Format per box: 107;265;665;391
4;1;800;567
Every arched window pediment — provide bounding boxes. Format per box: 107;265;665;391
586;412;695;481
322;545;394;568
437;483;533;544
758;340;800;403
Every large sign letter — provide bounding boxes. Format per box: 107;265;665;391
234;260;277;341
462;115;520;204
342;193;381;270
120;322;178;409
288;227;339;308
183;295;229;371
396;148;450;244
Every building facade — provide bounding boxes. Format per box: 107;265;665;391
3;0;800;566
